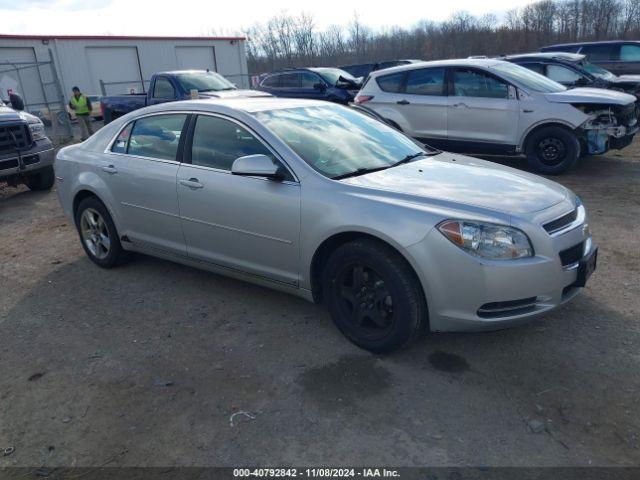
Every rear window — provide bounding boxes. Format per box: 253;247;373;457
261;75;280;88
376;72;405;93
127;114;187;161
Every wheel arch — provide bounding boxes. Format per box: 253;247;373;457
309;230;428;310
519;121;579;153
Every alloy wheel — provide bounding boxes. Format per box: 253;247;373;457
80;208;111;260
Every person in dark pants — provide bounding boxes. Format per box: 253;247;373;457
69;86;94;141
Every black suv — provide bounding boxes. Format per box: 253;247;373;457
540;41;640;75
255;67;361;104
503;52;640;100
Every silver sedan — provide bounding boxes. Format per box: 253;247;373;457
55;98;597;352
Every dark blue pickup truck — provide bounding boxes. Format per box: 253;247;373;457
101;70;270;124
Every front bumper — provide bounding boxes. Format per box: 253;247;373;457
0;139;54;179
407;204;595;332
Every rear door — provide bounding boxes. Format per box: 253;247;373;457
102;113;188;255
446;67;519;146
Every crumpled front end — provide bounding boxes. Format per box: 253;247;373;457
574;102;639;154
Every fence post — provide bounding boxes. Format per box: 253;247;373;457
99;79;106;96
48;49;73;141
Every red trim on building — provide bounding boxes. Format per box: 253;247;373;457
0;34;245;41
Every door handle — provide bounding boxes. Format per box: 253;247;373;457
101;164;118;174
179;178;204;189
451;102;468;108
396;99;410;105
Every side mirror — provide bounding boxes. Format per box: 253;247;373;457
231;154;284;180
313;83;326;91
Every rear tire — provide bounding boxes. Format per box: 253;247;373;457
322;239;427;353
25;166;55;191
75;196;130;268
525;126;579;175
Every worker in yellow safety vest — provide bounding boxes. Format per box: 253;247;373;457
69;86;94;141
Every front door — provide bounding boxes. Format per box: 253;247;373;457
177;114;301;285
446;67;519;147
399;67;448;140
101;113;188;255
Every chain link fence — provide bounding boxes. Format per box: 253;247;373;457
0;49;73;144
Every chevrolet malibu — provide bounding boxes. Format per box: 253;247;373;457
55;98;597;352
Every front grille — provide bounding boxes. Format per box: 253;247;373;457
0;158;19;170
478;297;538;318
0;123;32;153
543;209;577;234
559;241;584;267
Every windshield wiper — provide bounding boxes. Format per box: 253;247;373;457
389;150;439;168
331;166;391;180
199;87;236;92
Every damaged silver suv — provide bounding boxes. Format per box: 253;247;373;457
356;59;638;174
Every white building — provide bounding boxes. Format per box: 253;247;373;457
0;34;249;112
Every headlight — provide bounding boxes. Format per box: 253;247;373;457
438;220;534;260
17;111;47;140
28;122;46;140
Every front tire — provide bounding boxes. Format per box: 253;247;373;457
322;239;427;353
525;126;580;175
75;197;130;268
25;166;55;191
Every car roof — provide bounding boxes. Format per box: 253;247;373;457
543;40;640;48
504;52;585;62
157;70;220;75
367;58;504;77
142;97;330;115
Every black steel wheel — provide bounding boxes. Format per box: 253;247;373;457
526;126;579;175
323;238;427;353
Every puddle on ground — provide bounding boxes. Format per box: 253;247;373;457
428;351;469;373
297;354;391;410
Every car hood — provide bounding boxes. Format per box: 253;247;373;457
615;74;640;83
0;106;21;122
340;152;570;215
199;89;272;99
545;87;636;105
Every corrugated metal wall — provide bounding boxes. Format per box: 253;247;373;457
0;37;248;102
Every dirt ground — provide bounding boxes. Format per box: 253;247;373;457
0;139;639;469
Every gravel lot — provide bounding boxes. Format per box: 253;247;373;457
0;140;639;468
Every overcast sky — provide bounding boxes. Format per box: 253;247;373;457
1;0;539;36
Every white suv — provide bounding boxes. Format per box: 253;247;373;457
355;59;638;174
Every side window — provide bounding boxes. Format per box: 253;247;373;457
279;73;300;88
190;115;292;180
581;44;619;61
620;44;640;61
261;74;280;88
300;72;321;88
127;114;187;161
376;72;405;93
111;122;133;153
153;77;175;99
452;69;509;99
521;63;545;74
547;65;583;83
405;68;445;96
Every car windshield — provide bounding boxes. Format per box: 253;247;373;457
312;68;359;86
254;105;432;179
578;60;616;80
490;62;567;93
175;72;236;92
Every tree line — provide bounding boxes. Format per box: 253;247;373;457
245;0;640;73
